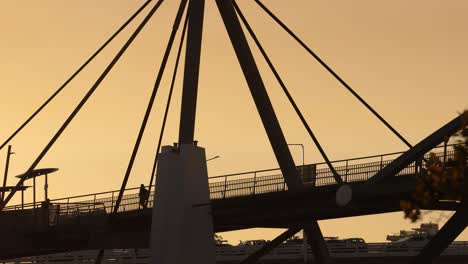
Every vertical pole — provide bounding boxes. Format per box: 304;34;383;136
44;173;48;202
345;160;348;183
443;137;448;163
301;144;304;183
111;191;115;211
223;176;227;199
21;183;24;210
253;172;256;195
1;145;12;202
33;175;37;230
178;0;205;145
33;176;36;209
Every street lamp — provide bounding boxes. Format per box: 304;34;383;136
287;144;304;179
15;168;59;208
1;145;15;202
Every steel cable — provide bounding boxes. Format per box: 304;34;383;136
234;1;342;184
0;0;153;152
145;9;189;208
254;0;413;149
0;0;166;211
112;0;188;214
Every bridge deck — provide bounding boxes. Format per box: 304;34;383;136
0;145;460;259
3;145;452;215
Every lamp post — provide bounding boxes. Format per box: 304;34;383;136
15;168;59;208
1;145;15;203
287;144;304;180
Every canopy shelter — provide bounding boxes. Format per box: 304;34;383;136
15;168;58;208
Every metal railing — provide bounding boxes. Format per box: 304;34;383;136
3;145;458;216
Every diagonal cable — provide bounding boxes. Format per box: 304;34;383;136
0;0;165;211
233;1;342;184
145;7;189;208
0;0;152;152
113;0;188;214
254;0;412;149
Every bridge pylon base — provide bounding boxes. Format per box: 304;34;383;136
150;144;215;264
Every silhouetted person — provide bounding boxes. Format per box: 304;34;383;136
139;184;149;209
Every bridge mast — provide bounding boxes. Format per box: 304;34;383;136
150;1;216;264
178;0;204;144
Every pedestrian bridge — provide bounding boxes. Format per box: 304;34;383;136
3;145;453;215
0;145;461;260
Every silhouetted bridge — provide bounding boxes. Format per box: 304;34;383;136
0;146;461;259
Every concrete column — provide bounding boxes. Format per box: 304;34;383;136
150;144;215;264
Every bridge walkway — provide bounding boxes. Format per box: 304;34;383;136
3;145;452;216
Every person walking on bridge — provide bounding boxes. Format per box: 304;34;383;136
139;184;149;209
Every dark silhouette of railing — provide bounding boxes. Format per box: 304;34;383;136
2;145;456;215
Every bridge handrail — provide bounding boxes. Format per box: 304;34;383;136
2;144;459;213
208;143;457;180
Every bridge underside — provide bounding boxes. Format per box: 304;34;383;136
0;174;460;259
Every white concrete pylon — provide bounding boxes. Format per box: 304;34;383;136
150;144;215;264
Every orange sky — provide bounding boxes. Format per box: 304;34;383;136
0;0;467;244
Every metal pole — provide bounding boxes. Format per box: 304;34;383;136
443;137;448;163
21;182;24;210
223;176;228;199
253;172;256;195
301;145;304;181
33;176;36;209
345;160;349;183
44;173;48;202
111;191;115;209
1;145;13;202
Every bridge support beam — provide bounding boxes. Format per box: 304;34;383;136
150;144;215;264
179;0;205;145
368;114;463;184
215;0;302;190
304;221;330;264
411;200;468;263
240;227;302;264
215;1;330;263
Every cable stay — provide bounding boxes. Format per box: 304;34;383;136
0;0;152;152
233;1;343;185
113;0;189;215
0;0;166;211
254;0;413;149
146;10;189;207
